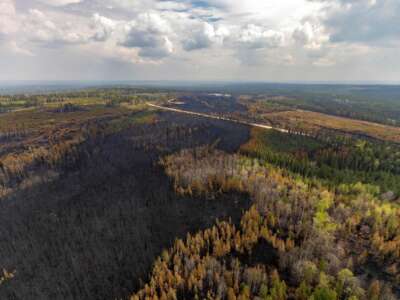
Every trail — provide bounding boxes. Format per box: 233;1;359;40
147;102;290;133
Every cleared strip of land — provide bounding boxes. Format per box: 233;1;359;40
148;102;400;143
147;102;289;133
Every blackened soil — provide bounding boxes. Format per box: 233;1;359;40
0;114;251;300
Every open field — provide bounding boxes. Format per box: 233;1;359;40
263;110;400;143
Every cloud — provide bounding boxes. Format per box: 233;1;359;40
7;40;35;56
38;0;83;6
313;0;400;46
155;1;189;11
0;0;399;81
312;56;335;67
293;20;328;49
0;0;31;57
91;13;117;42
182;22;229;51
120;13;174;58
235;24;285;49
0;0;18;37
22;9;90;46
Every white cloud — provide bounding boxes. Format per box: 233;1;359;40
91;13;117;42
101;0;157;11
0;0;18;36
7;40;35;56
0;0;399;81
22;9;90;46
120;13;174;58
183;22;229;51
315;0;400;45
313;56;335;67
235;24;285;49
293;20;328;49
155;1;189;11
38;0;83;6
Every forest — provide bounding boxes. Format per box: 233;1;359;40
0;86;399;299
135;146;399;299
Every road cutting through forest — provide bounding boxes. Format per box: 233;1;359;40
147;102;291;133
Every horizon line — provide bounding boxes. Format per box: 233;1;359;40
1;80;400;86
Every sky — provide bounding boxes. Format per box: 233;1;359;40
0;0;399;82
